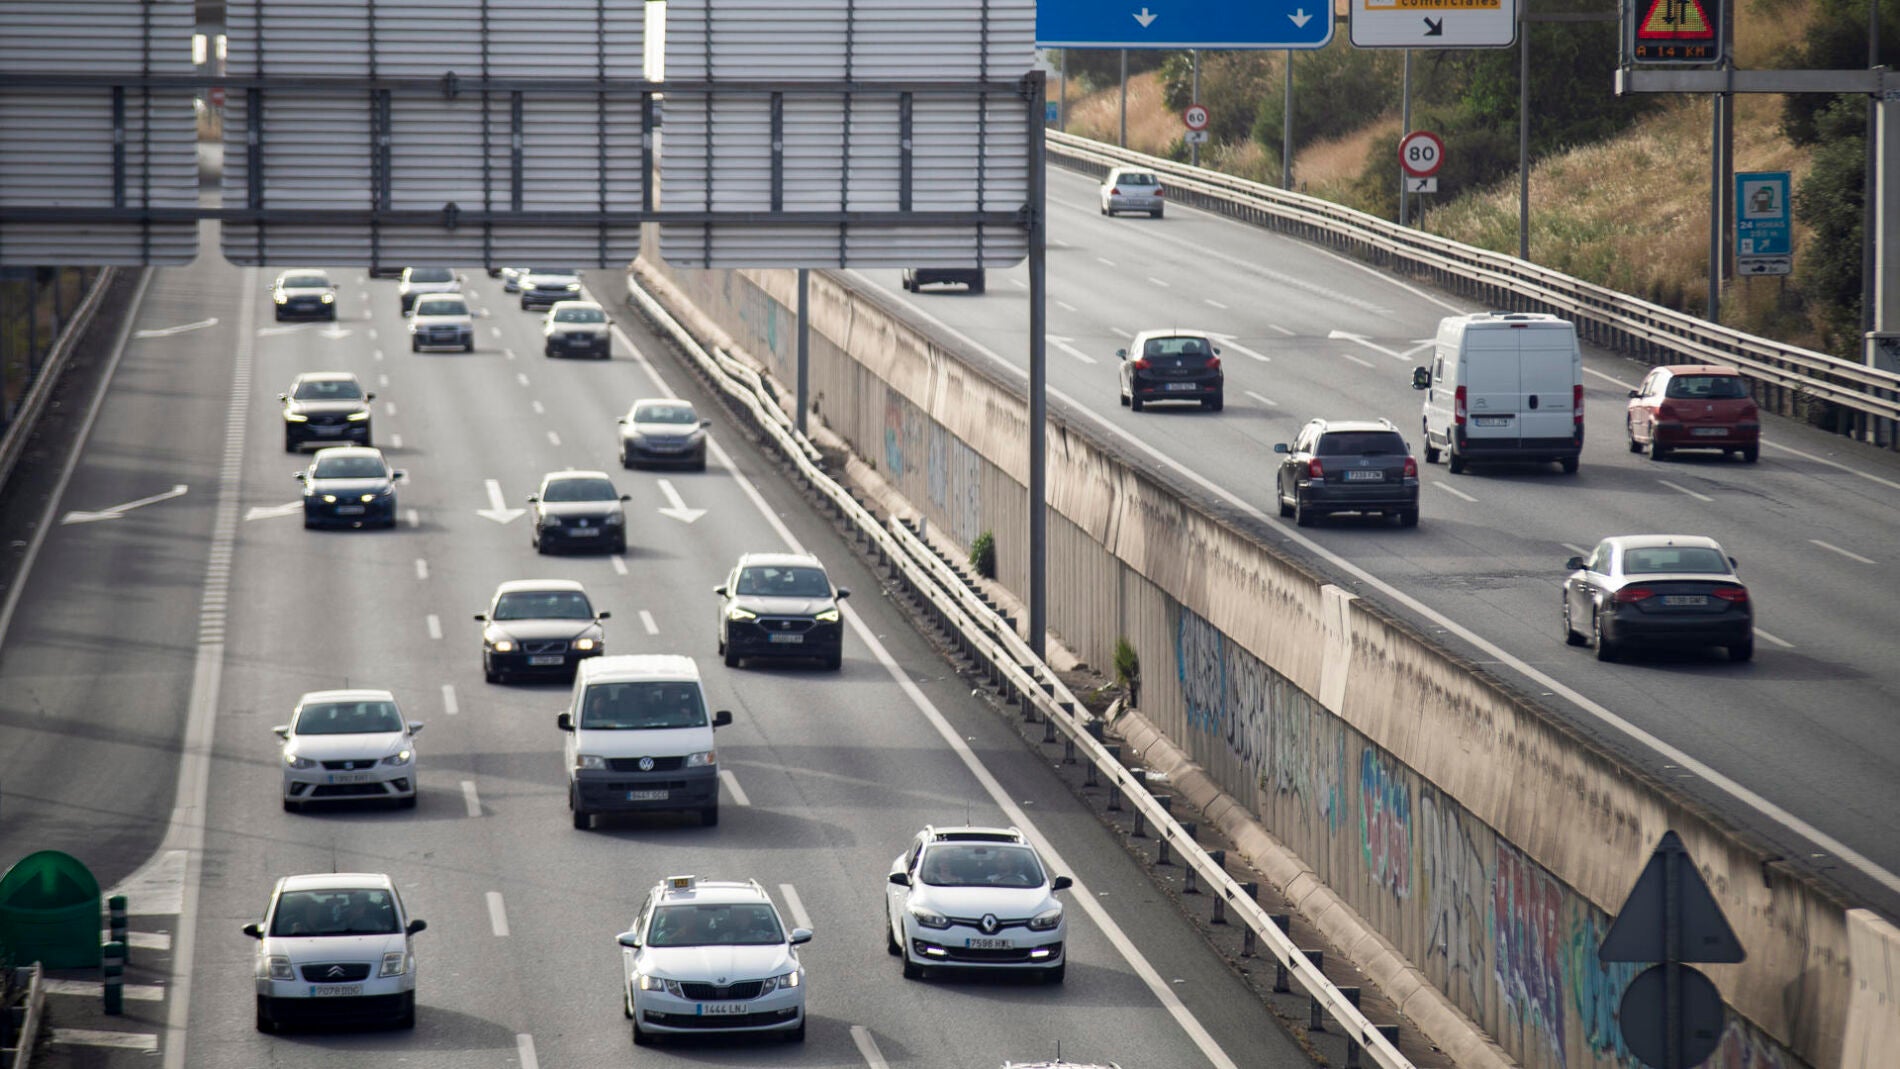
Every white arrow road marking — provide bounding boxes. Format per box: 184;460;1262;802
318;326;353;340
134;318;218;339
1754;627;1795;649
1289;7;1314;25
1327;329;1415;361
62;484;188;524
1046;334;1099;365
476;478;526;524
1133;6;1159;27
1207;333;1271;363
656;479;707;523
244;501;303;522
255;325;310;337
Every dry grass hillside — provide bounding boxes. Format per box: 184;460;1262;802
1055;6;1828;347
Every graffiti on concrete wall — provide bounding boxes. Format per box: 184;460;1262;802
1177;607;1225;737
1496;843;1569;1068
729;273;792;373
1563;909;1639;1066
1710;1018;1797;1069
1419;788;1491;1022
882;387;981;544
1360;750;1413;898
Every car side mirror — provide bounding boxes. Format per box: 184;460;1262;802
700;419;712;428
293;472;306;481
1115;348;1128;360
713;710;733;728
1273;443;1289;454
406;919;427;935
596;610;611;620
392;470;406;481
1564;556;1585;572
616;417;628;424
1411;366;1432;390
526;494;539;503
888;872;911;887
1728;556;1739;569
835;588;851;600
242;922;264;939
276;393;288;402
1212;347;1222;356
616;931;642;949
1628;389;1640;399
619;494;631;502
272;725;289;739
474;613;488;622
789;928;814;945
365;392;376;402
1051;875;1073;892
714;585;728;597
408;721;425;735
557;712;575;732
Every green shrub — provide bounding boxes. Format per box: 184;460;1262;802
969;530;996;579
1113;637;1140;693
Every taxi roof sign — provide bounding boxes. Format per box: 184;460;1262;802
1628;0;1722;64
665;875;698;889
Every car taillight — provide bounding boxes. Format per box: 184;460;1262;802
1712;587;1749;603
1402;457;1418;478
1574;384;1585;425
1742;403;1759;419
1454;385;1467;426
1133;357;1151;370
1614;587;1655;604
1155;187;1166;197
1306;458;1324;479
1206;356;1221;370
1109;187;1122;196
1657;403;1680;420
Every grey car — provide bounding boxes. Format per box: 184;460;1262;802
1099;167;1164;217
519;268;582;310
1273;418;1420;528
543;300;611;359
1562;535;1753;662
618;398;711;470
281;371;373;451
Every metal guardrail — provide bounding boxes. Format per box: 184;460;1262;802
625;272;1415;1069
1049;132;1900;435
0;267;118;494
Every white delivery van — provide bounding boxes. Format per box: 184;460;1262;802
1412;312;1584;474
557;654;731;830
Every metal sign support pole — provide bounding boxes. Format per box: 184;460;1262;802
1119;50;1129;147
1519;19;1531;259
796;267;810;436
1029;73;1049;661
1707;87;1722;323
1190;50;1201;167
1877;88;1900;346
1282;52;1293;189
1400;49;1411;226
1058;56;1067;132
1665;844;1682;1069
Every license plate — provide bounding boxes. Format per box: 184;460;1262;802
768;633;804;644
567;338;593;346
626;789;669;801
966;938;1012;949
1166;382;1198;391
527;654;566;666
567;527;600;537
698;1003;750;1016
1344;470;1384;481
1473;416;1511;427
314;425;343;435
1663;595;1708;606
309;984;362;997
328;773;376;784
1692;427;1729;436
335;505;365;515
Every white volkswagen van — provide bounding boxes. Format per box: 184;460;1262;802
557;654;731;830
1412;312;1584;474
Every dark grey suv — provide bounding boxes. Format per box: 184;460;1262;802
1274;418;1420;528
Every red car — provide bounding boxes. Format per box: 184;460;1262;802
1625;363;1760;462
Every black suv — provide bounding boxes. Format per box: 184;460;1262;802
528;470;629;555
1273;418;1420;528
715;553;850;670
281;372;373;451
901;267;985;293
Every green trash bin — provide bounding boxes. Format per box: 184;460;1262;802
0;850;101;968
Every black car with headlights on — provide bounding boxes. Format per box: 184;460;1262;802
272;269;338;321
477;579;609;683
617;398;711;470
1273;417;1420;528
281;371;373;451
716;553;849;670
296;447;403;529
529;470;629;555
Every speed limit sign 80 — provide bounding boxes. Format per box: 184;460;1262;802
1399;130;1443;178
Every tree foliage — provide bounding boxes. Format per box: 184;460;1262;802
1793;98;1868;352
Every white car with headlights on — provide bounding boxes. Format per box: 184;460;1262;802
885;826;1072;982
276;689;422;812
243;872;426;1032
616;875;811;1045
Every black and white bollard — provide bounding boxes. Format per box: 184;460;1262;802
108;894;128;963
102;940;126;1015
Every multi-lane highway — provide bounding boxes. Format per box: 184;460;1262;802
0;242;1320;1067
846;165;1900;915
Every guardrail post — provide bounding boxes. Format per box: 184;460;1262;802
1156;830;1173;866
1343;990;1374;1067
1086;720;1105;742
1303;950;1326;1029
1062;735;1076;762
108;893;128;962
1131;807;1146;837
1208;848;1225;872
1105;748;1122;809
1083;755;1098;786
1211;888;1227;924
102;940;125;1015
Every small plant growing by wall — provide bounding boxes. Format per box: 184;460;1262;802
969;530;996;579
1114;636;1140;706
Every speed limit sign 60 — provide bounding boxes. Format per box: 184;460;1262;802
1399;131;1443;178
1182;103;1210;132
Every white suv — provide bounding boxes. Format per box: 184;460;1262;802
884;826;1071;983
243;872;426;1032
616;875;811;1045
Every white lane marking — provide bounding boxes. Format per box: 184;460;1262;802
373;349;384;361
547;430;562;447
516;1034;539;1069
1584;366;1634;389
1095;256;1118;267
378;373;390;387
1046;335;1099;365
1754;627;1795;648
504;348;516;360
1010;277;1028;290
426;614;442;640
656;479;707;523
405;508;419;528
49;1030;158;1052
1562;542;1589;557
1244;390;1279;408
491;325;503;338
390;433;403;448
1056;300;1077;312
851;1025;891;1069
1208;335;1270;363
1765;439;1900;491
135;318;218;338
516;372;531;387
42;978;164;1002
639;610;658;635
1146;276;1172;288
1337;351;1375;369
611;554;629;576
1269;324;1295;336
532;400;546;415
486;892;510;937
61;483;189;525
461;780;481;817
1202;298;1228;309
442;684;459;716
1810;539;1876;565
719;769;751;806
1658;479;1714;502
384;400;397;417
366;328;378;341
777;884;813;932
1110;326;1134;339
1431;481;1478;503
414;558;429;581
846;267;1900;899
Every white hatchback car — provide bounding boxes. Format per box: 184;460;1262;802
617;875;812;1045
1099;167;1165;217
243;872;426;1032
276;690;422;811
885;826;1071;982
543;300;611;359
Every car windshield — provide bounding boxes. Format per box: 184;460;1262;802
281;275;330;288
1318;431;1407;456
918;843;1045;888
632;402;698;425
1664;375;1749;400
295;700;404;735
733;565;832;598
530;268;577;277
407;268;452;283
291;380;362;401
270;889;400;937
415;299;468;316
578;681;707;729
647;903;784;947
1117;172;1157;186
1142;336;1212;359
542;477;617;502
1622;546;1732;575
492;590;594;621
553;307;605;323
310;455;388;480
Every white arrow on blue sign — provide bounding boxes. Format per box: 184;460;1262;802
1038;0;1334;49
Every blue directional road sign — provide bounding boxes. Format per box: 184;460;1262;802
1735;171;1790;257
1038;0;1334;49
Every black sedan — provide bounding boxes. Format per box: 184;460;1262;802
1118;331;1223;412
272;269;338;321
715;553;849;670
1562;535;1753;662
1274;418;1420;528
296;447;403;529
476;580;609;683
528;470;628;555
281;372;373;451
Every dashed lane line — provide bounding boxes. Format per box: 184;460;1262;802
719;769;751;807
461;780;481;818
1810;539;1876;565
777;884;813;932
442;684;458;716
1431;481;1478;503
639;610;658;635
426;614;442;640
487;892;510;937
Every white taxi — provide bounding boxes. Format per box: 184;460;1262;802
616;875;811;1045
885;826;1071;983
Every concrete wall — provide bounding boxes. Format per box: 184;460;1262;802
639;256;1872;1069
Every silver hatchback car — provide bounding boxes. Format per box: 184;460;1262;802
1099;167;1164;218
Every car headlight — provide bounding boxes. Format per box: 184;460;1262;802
283;412;308;422
1027;907;1063;932
273;293;288;304
360;493;376;503
320;293;335;303
684;750;715;768
815;608;840;623
759;969;801;994
564;282;581;290
490;639;515;652
379;951;409;977
574;638;597;652
727;607;758;622
603;513;624;526
321;494;338;503
637;973;685;997
263;955;294;980
381;749;412;766
540;515;561;528
908;906;952;930
346;411;369;421
283;753;316;769
575;753;606;770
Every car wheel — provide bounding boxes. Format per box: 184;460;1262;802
969;277;985;294
783;1019;806;1043
1119;390;1130;407
572;805;592;831
1627;419;1644;453
395;991;416;1029
302;516;316;530
1593;610;1619;662
886;916;902;956
1447;449;1467;474
1130;394;1145;413
484;661;500;684
282;798;300;814
1729;638;1754;662
1294;495;1316;528
1423;438;1440;465
724;644;740;668
398;794;418;810
824;649;843;671
255;996;277;1033
700;804;719;827
1563;597;1587;646
325;308;337;322
611;537;627;555
410;339;420;353
620;449;634;470
521;299;531;310
632;1017;653;1046
544;346;556;358
1648;438;1669;461
1560;456;1580;475
1151;209;1163;219
1740;445;1759;463
1203;393;1223;412
1398;508;1419;528
1044;962;1067;984
901;950;926;980
624;985;635;1019
463;340;474;353
284;435;299;453
693;454;708;472
1100;204;1108;215
274;310;285;322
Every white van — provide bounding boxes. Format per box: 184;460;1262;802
1412;312;1583;474
557;654;731;830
